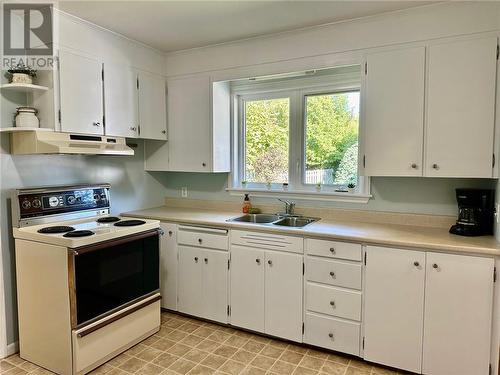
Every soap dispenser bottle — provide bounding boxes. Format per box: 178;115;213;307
242;194;252;214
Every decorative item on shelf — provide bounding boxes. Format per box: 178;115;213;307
315;183;322;192
282;183;289;191
347;182;356;193
15;107;39;128
6;62;37;84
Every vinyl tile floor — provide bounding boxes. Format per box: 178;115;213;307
0;311;406;375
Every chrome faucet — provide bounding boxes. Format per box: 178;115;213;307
278;199;296;216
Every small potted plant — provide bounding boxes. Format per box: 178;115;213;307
6;62;37;84
347;182;356;193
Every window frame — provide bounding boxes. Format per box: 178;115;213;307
228;69;371;203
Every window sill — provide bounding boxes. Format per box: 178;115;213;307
226;187;371;203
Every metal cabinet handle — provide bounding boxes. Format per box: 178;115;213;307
330;301;335;307
130;127;137;131
411;163;418;169
328;333;334;339
93;122;101;127
168;231;173;236
414;261;420;267
432;164;439;170
202;163;207;167
268;260;273;265
194;257;198;262
432;263;438;269
161;130;166;134
329;271;335;277
204;258;208;264
329;247;335;254
256;259;261;264
198;238;203;244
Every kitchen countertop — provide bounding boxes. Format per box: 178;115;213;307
123;206;500;256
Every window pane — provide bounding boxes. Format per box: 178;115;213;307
304;92;360;186
244;98;289;183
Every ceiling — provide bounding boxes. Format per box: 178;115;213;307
58;1;435;53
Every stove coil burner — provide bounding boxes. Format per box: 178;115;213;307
96;216;121;223
114;219;146;227
63;230;95;238
38;226;75;234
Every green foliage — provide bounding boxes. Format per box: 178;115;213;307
244;93;359;184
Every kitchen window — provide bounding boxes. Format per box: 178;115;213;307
229;66;370;202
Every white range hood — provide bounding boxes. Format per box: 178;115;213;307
10;130;134;156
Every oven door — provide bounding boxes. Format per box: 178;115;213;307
69;229;160;327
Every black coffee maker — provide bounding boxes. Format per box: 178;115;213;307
449;188;495;236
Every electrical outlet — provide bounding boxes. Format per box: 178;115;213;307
181;187;188;198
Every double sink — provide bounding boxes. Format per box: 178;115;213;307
228;213;319;228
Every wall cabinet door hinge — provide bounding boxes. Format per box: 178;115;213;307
364;62;367;75
363;155;366;168
362;336;365;349
494;267;496;282
137;77;139;90
364;252;367;266
227;305;231;316
227;259;230;270
101;69;104;81
302;262;305;275
58;109;61;123
302;322;304;335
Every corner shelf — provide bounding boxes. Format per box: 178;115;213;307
0;127;53;133
0;83;49;93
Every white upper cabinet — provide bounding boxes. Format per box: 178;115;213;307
363;47;425;176
138;71;167;140
103;62;139;138
144;74;230;172
425;37;497;177
363;246;425;373
59;50;103;135
422;252;494;375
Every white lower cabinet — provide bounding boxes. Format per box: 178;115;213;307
230;245;265;332
265;250;303;342
178;245;228;323
422;252;494;375
363;246;425;373
159;223;178;310
230;231;303;342
364;245;494;375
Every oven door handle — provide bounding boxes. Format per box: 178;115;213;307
71;228;160;256
76;294;161;338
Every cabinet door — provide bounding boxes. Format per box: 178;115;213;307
167;75;211;172
425;37;497;177
59;50;103;135
229;245;265;332
103;63;139;138
202;249;228;323
177;246;203;317
160;223;177;310
363;47;425;176
423;252;494;375
265;250;303;342
138;71;167;140
363;246;425;373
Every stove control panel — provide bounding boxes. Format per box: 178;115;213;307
17;186;110;219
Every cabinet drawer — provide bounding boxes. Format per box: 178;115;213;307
306;257;362;290
306;283;361;321
304;313;360;356
231;230;303;254
178;226;228;250
305;238;362;261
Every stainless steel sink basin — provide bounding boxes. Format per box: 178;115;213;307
273;216;318;228
228;214;318;227
229;214;281;223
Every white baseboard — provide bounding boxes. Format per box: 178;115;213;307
1;341;19;358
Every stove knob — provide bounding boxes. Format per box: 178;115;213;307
21;200;31;209
94;194;100;202
32;199;41;208
100;194;107;201
67;196;76;204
